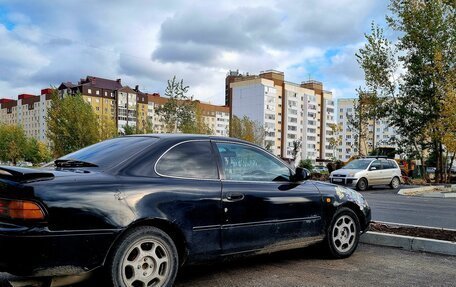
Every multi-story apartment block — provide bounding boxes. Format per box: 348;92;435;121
147;93;230;136
1;75;230;148
0;89;53;144
337;98;398;161
58;76;121;128
227;70;336;162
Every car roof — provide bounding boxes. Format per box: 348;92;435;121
124;133;255;145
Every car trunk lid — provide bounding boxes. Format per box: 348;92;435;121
0;166;54;183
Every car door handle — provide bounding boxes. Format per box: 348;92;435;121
226;192;245;202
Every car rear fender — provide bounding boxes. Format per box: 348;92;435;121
103;217;189;267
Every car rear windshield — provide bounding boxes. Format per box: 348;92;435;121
342;159;372;170
58;136;158;168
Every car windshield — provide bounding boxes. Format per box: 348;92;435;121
342;159;373;170
57;136;158;168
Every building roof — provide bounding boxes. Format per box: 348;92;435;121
79;76;123;90
118;86;137;94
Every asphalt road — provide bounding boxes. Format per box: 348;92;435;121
174;244;456;287
362;186;456;229
2;244;454;287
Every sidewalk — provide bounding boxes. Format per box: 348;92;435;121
398;185;456;198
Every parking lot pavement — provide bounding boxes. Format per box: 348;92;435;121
1;244;455;286
174;244;455;287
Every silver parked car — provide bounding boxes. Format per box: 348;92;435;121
329;158;402;191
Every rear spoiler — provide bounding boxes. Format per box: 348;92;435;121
0;166;54;182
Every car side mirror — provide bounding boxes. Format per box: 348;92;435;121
370;166;377;171
294;167;311;181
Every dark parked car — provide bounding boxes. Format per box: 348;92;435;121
0;135;371;287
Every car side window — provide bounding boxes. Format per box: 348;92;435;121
215;142;291;182
389;161;398;169
156;141;218;179
370;160;382;170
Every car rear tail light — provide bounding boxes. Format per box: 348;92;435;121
0;199;45;220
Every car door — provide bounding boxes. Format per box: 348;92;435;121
153;140;223;260
367;160;383;185
213;141;323;255
379;160;393;184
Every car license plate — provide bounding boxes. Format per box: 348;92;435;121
333;179;343;182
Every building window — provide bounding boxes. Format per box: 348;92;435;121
88;89;92;94
96;90;100;95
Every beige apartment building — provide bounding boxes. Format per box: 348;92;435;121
227;70;336;163
147;93;230;136
1;75;230;146
0;89;53;144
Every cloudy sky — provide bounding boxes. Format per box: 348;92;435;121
0;0;389;105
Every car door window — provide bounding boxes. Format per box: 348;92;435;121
156;141;218;179
370;160;382;170
216;142;291;182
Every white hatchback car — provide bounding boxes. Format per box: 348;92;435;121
329;158;402;191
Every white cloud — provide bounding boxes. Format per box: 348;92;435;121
0;0;388;104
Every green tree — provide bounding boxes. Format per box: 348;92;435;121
298;159;314;171
136;118;154;134
122;124;136;135
328;123;343;159
47;91;99;157
0;124;27;165
156;76;196;133
191;106;213;134
356;0;455;182
99;114;118;140
229;115;265;146
24;138;52;165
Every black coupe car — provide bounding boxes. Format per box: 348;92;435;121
0;135;371;287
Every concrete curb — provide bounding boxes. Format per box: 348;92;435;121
360;231;456;256
398;184;456;197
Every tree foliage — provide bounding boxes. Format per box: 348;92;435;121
328;123;343;159
298;159;314;171
0;124;51;165
0;124;27;164
356;0;455;181
122;124;137;135
46;91;100;157
24;137;52;164
156;76;196;133
230;115;265;146
185;106;213;135
99;114;118;140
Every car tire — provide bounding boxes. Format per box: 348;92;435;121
326;207;361;259
356;178;368;191
108;226;179;287
390;177;400;189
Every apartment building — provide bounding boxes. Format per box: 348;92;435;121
1;75;230;147
147;93;230;136
58;76;121;127
337;98;398;161
227;70;336;162
0;89;53;143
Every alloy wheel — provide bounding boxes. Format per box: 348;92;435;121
121;238;171;287
391;177;400;189
331;215;356;253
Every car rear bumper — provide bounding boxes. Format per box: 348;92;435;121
0;223;120;277
329;177;359;187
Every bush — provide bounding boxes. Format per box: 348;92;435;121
298;159;314;171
